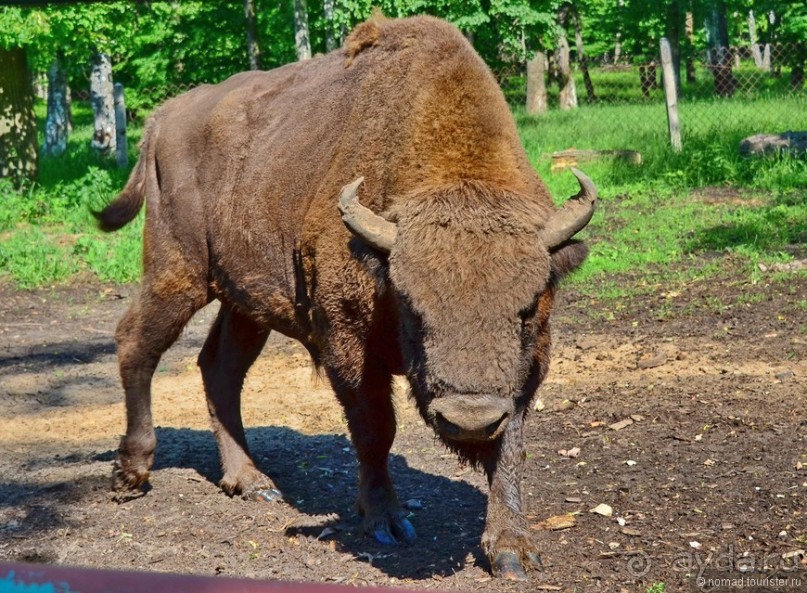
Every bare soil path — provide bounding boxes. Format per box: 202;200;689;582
1;261;805;592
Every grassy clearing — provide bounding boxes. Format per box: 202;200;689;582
517;95;806;300
0;104;143;288
0;95;804;293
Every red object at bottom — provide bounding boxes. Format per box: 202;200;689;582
0;562;413;593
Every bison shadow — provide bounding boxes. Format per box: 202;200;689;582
148;425;490;579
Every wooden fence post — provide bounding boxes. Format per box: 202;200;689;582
113;83;127;168
660;37;682;152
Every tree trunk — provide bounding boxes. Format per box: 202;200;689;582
613;0;624;64
90;52;116;157
43;53;69;158
0;46;38;186
294;0;312;61
569;3;595;102
706;1;737;97
748;10;764;68
114;83;128;169
323;0;337;52
556;31;577;110
526;52;548;115
665;0;682;91
243;0;261;70
639;62;657;97
791;44;805;90
685;10;696;83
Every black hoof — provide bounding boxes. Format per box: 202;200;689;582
493;551;529;581
248;487;283;502
371;516;416;545
527;551;543;567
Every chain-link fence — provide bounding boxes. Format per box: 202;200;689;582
511;41;806;152
68;41;805;154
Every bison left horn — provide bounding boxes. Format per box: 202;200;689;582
539;167;597;249
338;177;398;253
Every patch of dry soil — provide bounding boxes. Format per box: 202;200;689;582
1;266;805;592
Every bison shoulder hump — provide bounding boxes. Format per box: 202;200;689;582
345;19;382;62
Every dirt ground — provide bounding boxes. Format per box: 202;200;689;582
1;256;805;592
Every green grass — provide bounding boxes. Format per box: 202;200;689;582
516;92;806;300
0;93;804;291
0;103;144;288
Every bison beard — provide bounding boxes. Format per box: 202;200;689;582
96;15;596;581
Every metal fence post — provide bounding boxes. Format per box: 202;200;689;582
660;37;682;152
113;82;128;168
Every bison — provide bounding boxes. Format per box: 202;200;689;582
96;15;596;580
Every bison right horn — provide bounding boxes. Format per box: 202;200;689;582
338;177;398;253
538;167;597;249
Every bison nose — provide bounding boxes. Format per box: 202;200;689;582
430;395;514;442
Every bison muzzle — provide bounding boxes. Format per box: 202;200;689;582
96;15;596;581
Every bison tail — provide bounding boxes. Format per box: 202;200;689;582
93;159;147;232
93;116;160;232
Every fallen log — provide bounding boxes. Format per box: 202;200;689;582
551;148;642;171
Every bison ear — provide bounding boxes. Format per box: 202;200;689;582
549;240;589;284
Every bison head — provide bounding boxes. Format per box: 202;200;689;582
339;172;595;450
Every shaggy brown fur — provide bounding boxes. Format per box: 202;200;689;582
97;15;591;580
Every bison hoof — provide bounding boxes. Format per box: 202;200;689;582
112;459;149;495
248;487;283;503
492;551;529;581
370;515;416;546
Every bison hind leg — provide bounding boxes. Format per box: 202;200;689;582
114;281;208;495
198;305;281;501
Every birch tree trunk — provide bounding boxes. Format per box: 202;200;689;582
323;0;337;52
569;3;595;102
294;0;312;61
613;0;624;64
748;10;764;68
685;10;696;83
114;83;128;169
90;52;116;157
243;0;261;70
526;52;548;115
0;46;39;186
557;32;578;110
44;54;69;157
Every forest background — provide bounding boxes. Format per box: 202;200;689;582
0;0;804;292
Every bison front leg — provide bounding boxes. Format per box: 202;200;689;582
329;364;416;546
482;412;542;581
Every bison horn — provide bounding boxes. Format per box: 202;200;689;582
539;167;597;249
338;177;398;253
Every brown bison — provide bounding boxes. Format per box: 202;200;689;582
97;15;596;580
